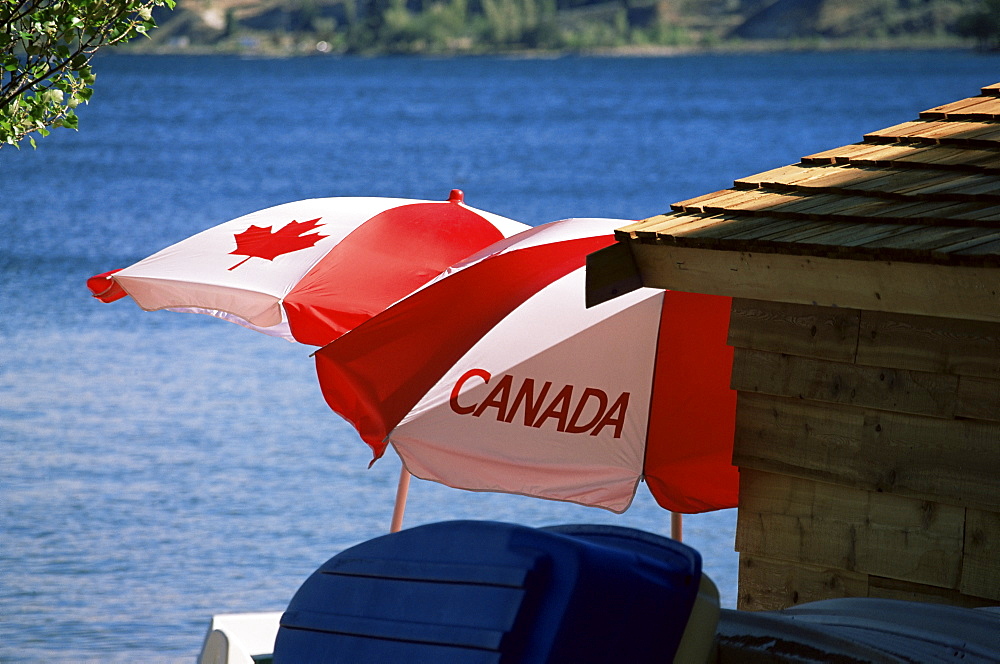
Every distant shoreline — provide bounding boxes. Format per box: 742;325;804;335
115;35;982;58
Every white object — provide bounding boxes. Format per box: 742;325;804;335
197;611;282;664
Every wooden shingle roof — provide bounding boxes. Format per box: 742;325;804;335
588;83;1000;322
617;82;1000;268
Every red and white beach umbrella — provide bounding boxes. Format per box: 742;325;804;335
88;190;528;346
314;218;739;515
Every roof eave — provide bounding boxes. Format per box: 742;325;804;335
586;239;1000;323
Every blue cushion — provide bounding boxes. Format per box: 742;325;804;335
273;520;702;663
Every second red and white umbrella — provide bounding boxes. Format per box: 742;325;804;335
315;217;739;515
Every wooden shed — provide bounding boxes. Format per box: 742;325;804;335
587;82;1000;611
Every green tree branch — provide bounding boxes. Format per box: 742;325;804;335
1;0;176;148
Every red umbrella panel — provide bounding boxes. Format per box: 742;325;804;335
314;218;738;514
88;190;528;346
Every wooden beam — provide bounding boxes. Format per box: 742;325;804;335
584;242;643;308
624;243;1000;323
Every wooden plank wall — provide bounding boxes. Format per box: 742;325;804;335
727;298;1000;610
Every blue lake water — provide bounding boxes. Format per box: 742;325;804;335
1;50;998;661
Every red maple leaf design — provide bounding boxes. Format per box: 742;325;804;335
229;217;327;270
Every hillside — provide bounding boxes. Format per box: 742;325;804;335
132;0;979;54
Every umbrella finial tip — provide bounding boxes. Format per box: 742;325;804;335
448;189;464;204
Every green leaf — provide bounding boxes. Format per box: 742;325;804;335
0;0;177;150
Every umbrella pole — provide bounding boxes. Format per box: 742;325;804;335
671;512;683;541
390;467;411;533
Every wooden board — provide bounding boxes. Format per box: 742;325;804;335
633;212;732;237
671;189;792;214
920;96;1000;120
735;469;965;589
708;190;804;215
867;575;997;608
801;143;919;166
733;393;1000;511
776;222;879;244
680;215;799;241
960;508;1000;601
864;119;949;141
864;120;1000;147
736;554;868;611
727;299;859;363
956;376;1000;422
731;348;958;418
935;230;1000;254
795;166;900;192
863;225;1000;252
920;96;992;119
919;121;1000;146
899;145;1000;170
959;237;1000;255
736;555;997;610
842;168;947;196
856;309;1000;378
734;163;817;190
902;172;995;197
733;394;865;487
947;174;1000;197
805;222;929;248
